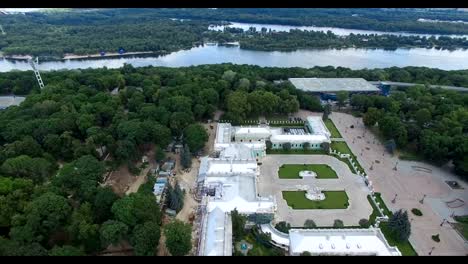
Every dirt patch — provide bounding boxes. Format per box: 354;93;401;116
104;147;156;196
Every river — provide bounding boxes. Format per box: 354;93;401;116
1;45;468;72
209;21;468;39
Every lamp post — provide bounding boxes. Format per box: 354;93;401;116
370;161;374;171
419;194;426;204
391;194;397;204
440;218;446;227
428;246;435;256
393;161;398;171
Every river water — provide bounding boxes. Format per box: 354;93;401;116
1;20;468;72
1;45;468;72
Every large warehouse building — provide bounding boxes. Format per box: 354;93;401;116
289;78;381;100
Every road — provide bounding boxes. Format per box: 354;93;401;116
369;81;468;92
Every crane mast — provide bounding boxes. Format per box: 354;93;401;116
28;57;45;89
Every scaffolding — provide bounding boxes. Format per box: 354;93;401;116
28;58;45;89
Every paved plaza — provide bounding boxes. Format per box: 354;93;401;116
328;111;468;256
258;155;373;227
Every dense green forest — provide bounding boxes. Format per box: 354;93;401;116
352;87;468;177
2;8;468;58
0;63;467;255
143;8;468;35
0;16;209;57
215;29;468;51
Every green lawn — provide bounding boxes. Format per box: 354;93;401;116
331;141;352;154
267;149;326;155
278;164;338;179
367;193;392;226
368;194;416;256
453;216;468;240
367;195;380;225
324;119;342;138
379;223;418;256
234;230;285;256
374;193;393;216
282;191;349;209
330;141;366;174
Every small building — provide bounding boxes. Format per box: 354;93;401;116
161;160;175;172
165;208;177;217
153;177;168;203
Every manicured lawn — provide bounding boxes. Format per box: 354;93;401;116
367;195;380;225
234;230;285;256
367;193;393;225
374;192;393;216
379;223;418;256
324;119;342;138
278;164;338;179
330;141;366;174
282;191;349;209
453;215;468;240
267;149;326;155
331;141;352;155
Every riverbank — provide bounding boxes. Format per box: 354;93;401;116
1;51;169;62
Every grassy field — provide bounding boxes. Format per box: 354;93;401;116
267;149;327;155
282;191;349;209
324;119;342;138
367;195;380;225
330;141;366;174
374;193;393;216
331;141;353;154
379;223;418;256
278;164;338;179
453;215;468;240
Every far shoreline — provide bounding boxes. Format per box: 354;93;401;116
1;51;168;62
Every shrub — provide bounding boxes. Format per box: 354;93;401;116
431;234;440;243
411;208;422;216
388;209;411;242
304;219;317;228
275;221;291;233
359;219;370;228
333;219;344;228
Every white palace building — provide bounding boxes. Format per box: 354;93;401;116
214;116;331;158
197;116;401;256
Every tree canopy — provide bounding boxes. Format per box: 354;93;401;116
164;220;192;256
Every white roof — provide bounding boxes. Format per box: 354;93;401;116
306;116;331;138
205;174;275;214
260;224;290;247
289;78;380;93
216;123;232;144
206;160;257;175
235;126;271;137
288;228;401;256
201;207;233;256
270;134;330;144
215;142;265;152
220;144;255;160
